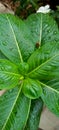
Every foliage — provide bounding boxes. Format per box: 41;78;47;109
0;13;59;130
51;6;59;27
12;0;42;18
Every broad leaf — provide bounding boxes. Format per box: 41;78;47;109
22;78;42;99
0;59;23;89
26;13;59;46
0;14;35;65
19;62;29;75
0;87;31;130
25;98;43;130
41;81;59;116
27;42;59;115
0;51;7;59
28;42;59;80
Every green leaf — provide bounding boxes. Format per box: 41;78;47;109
0;51;7;59
22;78;42;99
0;59;23;89
0;87;31;130
19;62;29;75
0;14;35;65
28;42;59;80
25;98;43;130
27;42;59;115
41;81;59;116
26;13;59;46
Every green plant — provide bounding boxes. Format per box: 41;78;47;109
0;13;59;130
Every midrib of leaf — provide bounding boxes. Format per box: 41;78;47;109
40;81;59;94
0;70;23;78
2;85;22;130
39;13;42;45
28;52;59;76
23;100;31;130
6;15;23;63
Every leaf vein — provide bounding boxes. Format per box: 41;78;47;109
28;52;59;75
6;15;23;62
2;86;22;130
40;81;59;94
0;70;21;77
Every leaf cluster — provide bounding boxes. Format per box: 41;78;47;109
0;13;59;130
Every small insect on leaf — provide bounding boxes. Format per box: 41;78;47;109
36;42;40;48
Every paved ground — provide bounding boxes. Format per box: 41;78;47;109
40;108;59;130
